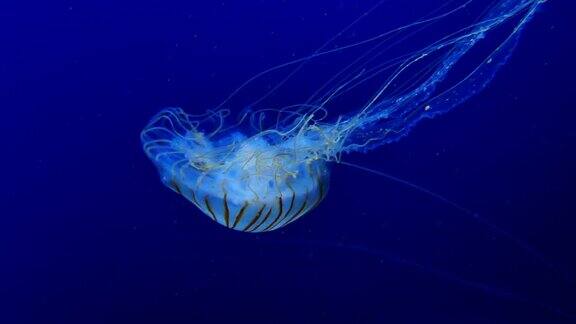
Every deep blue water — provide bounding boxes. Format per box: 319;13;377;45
1;1;575;323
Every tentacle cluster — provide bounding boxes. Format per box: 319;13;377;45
141;0;545;231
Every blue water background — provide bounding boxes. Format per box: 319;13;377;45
1;1;575;323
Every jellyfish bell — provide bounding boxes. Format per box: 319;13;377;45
141;108;331;232
142;0;545;232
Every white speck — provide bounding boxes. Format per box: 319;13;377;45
424;105;431;111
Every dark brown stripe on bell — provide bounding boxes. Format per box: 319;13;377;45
263;196;284;231
251;207;273;232
284;193;309;226
190;189;200;208
223;193;230;227
204;196;217;221
170;180;182;195
244;204;266;232
190;189;198;204
232;202;249;229
275;190;296;229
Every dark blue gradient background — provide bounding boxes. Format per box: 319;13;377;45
1;1;575;323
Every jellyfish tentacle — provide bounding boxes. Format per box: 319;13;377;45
335;0;541;153
215;0;473;111
339;160;573;284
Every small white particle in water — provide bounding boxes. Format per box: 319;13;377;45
424;105;431;111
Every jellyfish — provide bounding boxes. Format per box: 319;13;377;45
141;0;545;232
